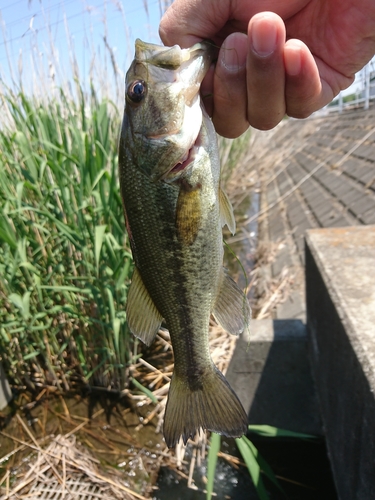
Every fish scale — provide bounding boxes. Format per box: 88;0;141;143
119;39;251;447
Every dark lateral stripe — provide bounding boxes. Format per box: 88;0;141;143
167;257;210;392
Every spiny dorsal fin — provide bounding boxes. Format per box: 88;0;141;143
212;269;251;336
219;187;236;235
126;266;163;346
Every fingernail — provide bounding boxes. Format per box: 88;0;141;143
221;33;247;72
285;47;302;76
251;17;277;57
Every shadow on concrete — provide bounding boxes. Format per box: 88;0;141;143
226;318;322;436
225;319;338;499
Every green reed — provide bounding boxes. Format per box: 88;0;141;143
0;85;134;392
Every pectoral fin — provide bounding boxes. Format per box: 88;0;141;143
212;269;251;335
126;267;163;346
219;187;236;235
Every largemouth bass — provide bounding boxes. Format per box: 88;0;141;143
119;39;251;448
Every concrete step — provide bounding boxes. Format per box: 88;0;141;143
306;225;375;500
226;318;322;436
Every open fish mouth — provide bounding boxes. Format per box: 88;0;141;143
162;129;203;182
127;39;217;183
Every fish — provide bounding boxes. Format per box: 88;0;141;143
118;39;251;448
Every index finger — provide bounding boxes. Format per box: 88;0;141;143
159;0;231;47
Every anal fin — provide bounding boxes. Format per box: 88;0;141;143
126;267;163;346
212;269;251;335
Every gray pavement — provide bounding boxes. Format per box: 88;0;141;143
250;105;375;319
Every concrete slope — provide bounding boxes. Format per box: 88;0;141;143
250;106;375;319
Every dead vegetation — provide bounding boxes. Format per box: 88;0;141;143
1;432;144;500
249;240;296;319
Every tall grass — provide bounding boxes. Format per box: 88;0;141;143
0;85;133;392
0;2;173;395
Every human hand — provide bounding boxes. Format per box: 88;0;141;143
159;1;375;137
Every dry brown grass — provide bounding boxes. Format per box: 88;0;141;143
0;322;241;497
249;240;296;319
0;430;146;499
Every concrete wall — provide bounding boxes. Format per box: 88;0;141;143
306;226;375;499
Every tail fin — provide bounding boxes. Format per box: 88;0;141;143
163;366;247;448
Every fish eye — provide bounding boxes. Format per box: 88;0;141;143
127;80;147;103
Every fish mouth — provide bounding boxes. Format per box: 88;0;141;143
162;130;202;182
147;128;180;140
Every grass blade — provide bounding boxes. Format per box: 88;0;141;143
206;432;221;500
242;436;287;496
95;224;107;272
131;378;158;404
248;425;317;439
235;436;270;500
